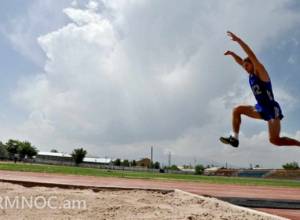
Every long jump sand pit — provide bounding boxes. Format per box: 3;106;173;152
0;182;286;220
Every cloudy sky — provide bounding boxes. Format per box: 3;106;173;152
1;0;300;168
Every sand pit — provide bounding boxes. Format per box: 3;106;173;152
0;182;286;220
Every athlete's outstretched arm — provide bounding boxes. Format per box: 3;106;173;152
227;31;270;81
224;51;243;66
227;31;259;65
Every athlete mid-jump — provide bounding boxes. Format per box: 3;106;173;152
220;31;300;148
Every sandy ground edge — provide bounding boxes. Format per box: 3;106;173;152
174;189;289;220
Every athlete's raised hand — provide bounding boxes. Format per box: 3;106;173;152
224;50;234;56
224;50;243;66
227;31;239;42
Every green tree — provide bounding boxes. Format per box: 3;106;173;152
165;165;180;171
195;164;205;175
6;139;21;158
154;161;160;169
71;148;87;165
113;158;121;166
122;159;130;167
19;141;38;159
282;162;299;170
0;142;8;159
131;160;137;167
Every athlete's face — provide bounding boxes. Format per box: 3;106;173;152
243;61;254;74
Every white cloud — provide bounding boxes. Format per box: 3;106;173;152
292;37;299;46
288;55;296;64
86;0;99;11
71;1;78;7
1;0;72;66
8;0;300;167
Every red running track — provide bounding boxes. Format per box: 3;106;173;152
0;170;299;219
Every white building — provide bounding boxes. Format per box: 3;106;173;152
36;151;112;165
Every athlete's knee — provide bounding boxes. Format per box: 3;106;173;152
269;137;281;146
233;106;243;116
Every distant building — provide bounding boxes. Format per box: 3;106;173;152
136;158;151;168
36;152;72;163
83;157;112;164
177;166;194;173
36;152;111;165
204;167;222;175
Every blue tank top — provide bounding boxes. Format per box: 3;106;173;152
249;74;276;108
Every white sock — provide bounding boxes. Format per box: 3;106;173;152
231;132;239;140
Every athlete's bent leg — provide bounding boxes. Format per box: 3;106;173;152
220;105;263;147
268;119;300;147
232;105;262;135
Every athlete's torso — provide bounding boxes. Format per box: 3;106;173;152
249;73;276;108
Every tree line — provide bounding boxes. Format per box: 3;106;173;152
0;139;298;171
0;139;38;161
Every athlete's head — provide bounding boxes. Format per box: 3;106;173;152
243;57;254;74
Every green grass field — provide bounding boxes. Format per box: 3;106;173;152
0;162;299;188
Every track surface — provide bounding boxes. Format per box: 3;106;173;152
0;170;299;219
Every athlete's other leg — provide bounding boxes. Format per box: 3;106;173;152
220;105;262;147
268;119;300;147
232;105;262;135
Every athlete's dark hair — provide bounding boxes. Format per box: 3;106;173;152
243;57;252;64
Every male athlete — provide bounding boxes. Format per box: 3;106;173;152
220;31;300;148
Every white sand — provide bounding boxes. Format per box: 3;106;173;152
0;182;286;220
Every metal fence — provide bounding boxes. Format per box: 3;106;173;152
29;158;195;174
